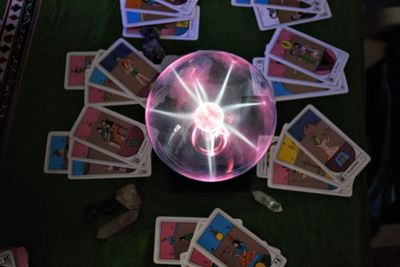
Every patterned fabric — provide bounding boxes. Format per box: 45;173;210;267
0;0;40;154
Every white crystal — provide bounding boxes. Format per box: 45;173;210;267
252;190;283;213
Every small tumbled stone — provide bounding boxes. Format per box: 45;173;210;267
96;209;139;239
116;184;142;210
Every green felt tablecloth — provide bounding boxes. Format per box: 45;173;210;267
0;1;370;266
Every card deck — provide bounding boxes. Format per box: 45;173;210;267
254;2;331;31
64;51;97;90
70;106;150;168
268;145;352;196
95;38;160;107
266;26;349;86
155;0;199;15
256;136;279;178
191;208;287;267
285;105;370;185
44;131;70;174
123;6;200;41
253;57;348;101
251;0;325;14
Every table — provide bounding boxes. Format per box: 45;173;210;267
0;1;370;266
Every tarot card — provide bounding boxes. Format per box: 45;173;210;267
231;0;251;7
251;0;325;14
155;0;198;15
256;136;279;178
286;105;371;185
64;51;97;90
266;26;349;86
44;131;70;174
273;129;340;186
252;57;348;101
120;7;193;28
69;139;137;168
192;209;287;267
70;106;150;168
254;2;331;31
123;6;200;41
67;158;151;180
96;38;160;107
268;146;352;196
85;84;137;106
122;0;180;16
0;250;16;267
153;217;206;265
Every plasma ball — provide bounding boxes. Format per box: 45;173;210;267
194;102;225;133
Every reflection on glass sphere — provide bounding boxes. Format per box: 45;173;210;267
146;51;276;182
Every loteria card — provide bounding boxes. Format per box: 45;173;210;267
155;0;198;15
44;131;70;174
123;6;200;41
256;136;279;178
231;0;251;7
120;7;193;28
96;39;159;107
85;84;137;107
254;2;331;31
122;0;180;16
268;146;352;196
69;139;136;168
153;217;204;265
64;51;97;90
0;250;16;267
192;209;287;267
251;0;325;14
253;57;348;101
286;105;370;185
68;158;151;180
273;129;339;186
70;106;150;168
266;27;349;86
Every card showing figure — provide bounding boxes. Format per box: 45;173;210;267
123;6;200;40
122;0;180;16
254;2;331;31
85;84;137;106
121;7;193;28
64;51;97;90
70;106;150;168
192;209;287;267
286;105;370;185
44;131;70;174
268;146;352;196
266;27;349;86
96;39;160;107
155;0;198;15
251;0;325;14
256;136;279;178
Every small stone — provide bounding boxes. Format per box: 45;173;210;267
140;26;161;41
142;39;166;64
83;203;99;224
96;209;139;239
252;190;283;213
116;184;142;210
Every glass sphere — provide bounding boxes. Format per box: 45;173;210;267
145;51;276;182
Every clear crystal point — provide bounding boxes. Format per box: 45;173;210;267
252;190;283;213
